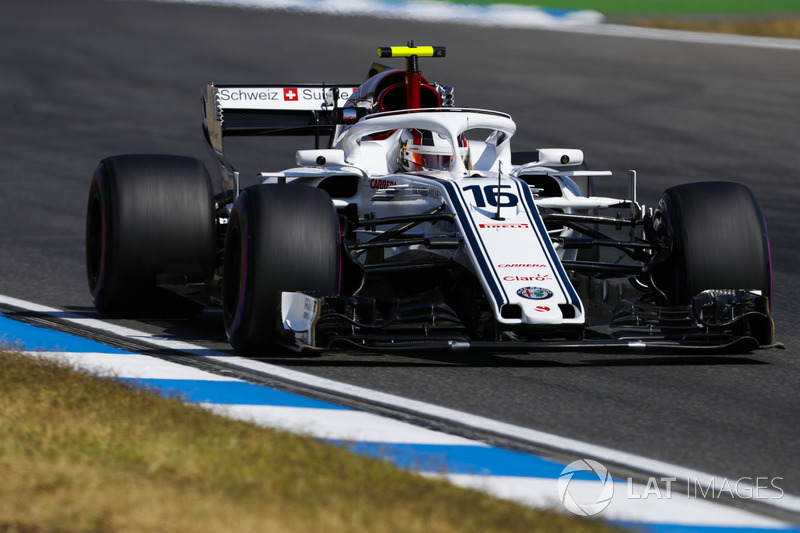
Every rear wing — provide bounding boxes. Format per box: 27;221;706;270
203;84;358;136
202;84;358;196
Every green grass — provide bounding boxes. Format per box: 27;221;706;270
436;0;800;39
0;350;624;533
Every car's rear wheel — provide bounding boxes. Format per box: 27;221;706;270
86;154;215;316
222;184;340;355
652;181;772;305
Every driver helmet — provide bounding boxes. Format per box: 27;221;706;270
398;129;469;171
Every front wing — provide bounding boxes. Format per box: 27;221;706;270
278;287;774;356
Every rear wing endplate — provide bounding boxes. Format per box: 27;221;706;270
202;83;358;196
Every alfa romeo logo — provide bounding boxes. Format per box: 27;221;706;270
516;286;553;300
557;459;614;516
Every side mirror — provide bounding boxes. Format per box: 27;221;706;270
296;149;348;167
534;148;584;167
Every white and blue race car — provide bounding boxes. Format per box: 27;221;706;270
85;44;775;355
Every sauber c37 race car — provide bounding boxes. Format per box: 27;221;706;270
85;44;776;355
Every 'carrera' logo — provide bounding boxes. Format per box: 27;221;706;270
517;287;553;300
478;223;529;229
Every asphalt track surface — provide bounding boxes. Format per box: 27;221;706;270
4;0;800;506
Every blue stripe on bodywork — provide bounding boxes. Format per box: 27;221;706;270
0;314;131;354
119;378;349;409
439;180;507;309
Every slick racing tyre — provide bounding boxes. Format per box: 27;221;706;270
222;184;340;355
86;154;215;317
653;181;772;305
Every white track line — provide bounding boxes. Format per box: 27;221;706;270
33;350;241;380
152;0;604;26
200;403;487;444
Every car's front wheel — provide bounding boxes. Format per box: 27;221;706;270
222;184;340;355
651;181;772;305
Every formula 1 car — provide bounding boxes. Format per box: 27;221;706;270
85;43;775;355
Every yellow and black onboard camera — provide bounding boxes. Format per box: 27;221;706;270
377;42;445;110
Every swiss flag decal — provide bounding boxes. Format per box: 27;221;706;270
283;88;299;101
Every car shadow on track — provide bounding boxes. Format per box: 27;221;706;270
251;351;770;369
